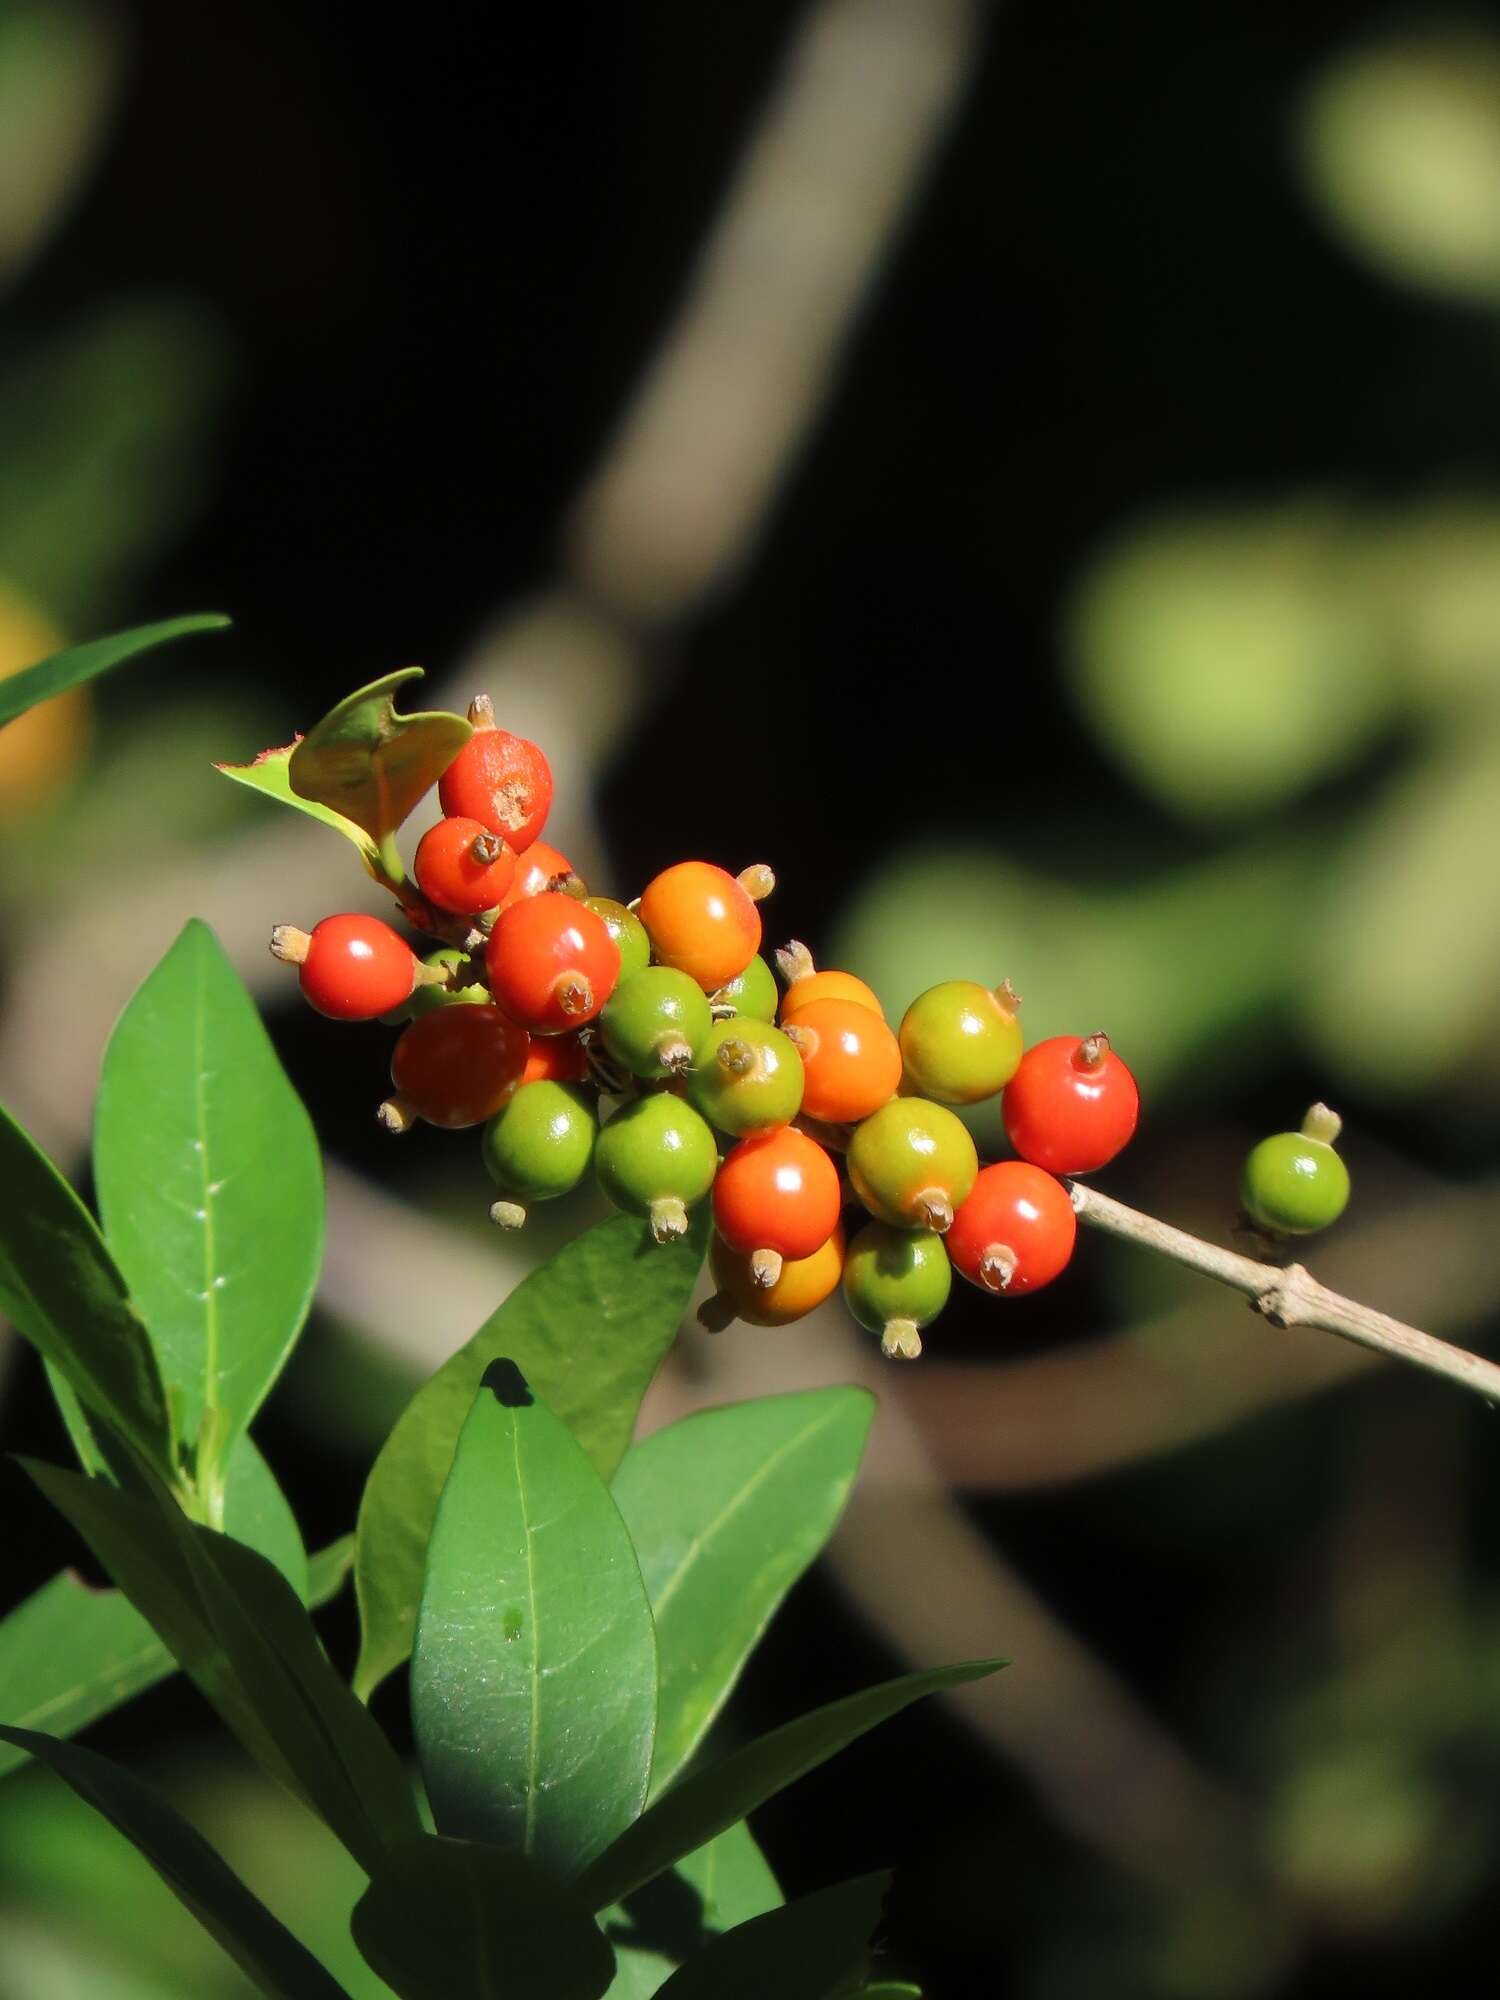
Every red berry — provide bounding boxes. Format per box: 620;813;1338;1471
414;816;517;916
494;839;578;912
287;914;417;1021
946;1162;1076;1296
387;1004;529;1128
713;1127;841;1272
438;725;553;853
1002;1033;1139;1176
485;891;620;1033
522;1032;589;1085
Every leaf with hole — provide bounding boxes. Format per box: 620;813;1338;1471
354;1210;707;1700
613;1388;873;1794
412;1360;657;1879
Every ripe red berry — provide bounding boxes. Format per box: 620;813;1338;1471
521;1032;589;1085
275;914;419;1021
485;891;620;1033
1002;1032;1139;1176
639;861;771;992
438;717;553;852
385;1004;530;1129
713;1126;841;1289
414;816;517;916
494;839;579;912
946;1162;1076;1296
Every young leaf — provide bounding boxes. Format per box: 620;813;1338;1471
354;1211;707;1701
0;613;229;730
652;1873;890;2000
412;1360;657;1878
351;1834;615;2000
612;1389;874;1794
579;1660;1005;1913
0;1723;351;2000
94;919;323;1469
0;1100;172;1473
23;1458;420;1874
214;740;382;872
286;668;471;846
602;1820;782;1996
306;1534;355;1608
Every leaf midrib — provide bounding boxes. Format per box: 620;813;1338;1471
190;955;222;1417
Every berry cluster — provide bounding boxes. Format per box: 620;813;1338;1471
272;696;1347;1360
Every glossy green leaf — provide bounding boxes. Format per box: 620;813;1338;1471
413;1360;657;1876
214;739;383;873
0;1100;172;1473
354;1210;707;1700
603;1821;782;1999
0;1724;351;1999
24;1459;419;1874
579;1659;1005;1914
287;668;470;847
614;1390;873;1795
0;613;229;731
94;919;323;1471
307;1535;355;1608
654;1873;889;2000
352;1835;614;2000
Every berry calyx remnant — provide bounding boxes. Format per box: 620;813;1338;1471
1001;1031;1140;1176
687;1017;804;1137
1241;1103;1351;1236
599;966;713;1080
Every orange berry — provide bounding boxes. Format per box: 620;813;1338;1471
639;861;765;992
781;969;883;1021
704;1223;845;1329
781;998;901;1124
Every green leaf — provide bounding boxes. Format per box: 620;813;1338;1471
861;1985;922;1998
653;1874;890;2000
228;1436;309;1601
287;668;471;847
351;1834;615;2000
0;1100;172;1473
354;1210;707;1701
603;1821;782;1998
579;1659;1005;1914
614;1390;873;1795
413;1360;657;1877
94;919;324;1471
0;1724;351;2000
215;740;382;873
307;1535;355;1609
0;613;230;731
24;1458;420;1874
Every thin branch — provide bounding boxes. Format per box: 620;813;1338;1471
1070;1181;1500;1409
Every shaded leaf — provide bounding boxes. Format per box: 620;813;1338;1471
351;1834;614;2000
579;1660;1005;1913
94;919;323;1470
215;740;382;874
354;1211;707;1700
307;1535;355;1609
0;1100;172;1472
615;1390;873;1795
413;1361;656;1876
287;669;470;846
0;613;230;731
654;1873;889;2000
603;1821;782;1999
861;1985;922;1998
24;1458;419;1874
0;1723;351;2000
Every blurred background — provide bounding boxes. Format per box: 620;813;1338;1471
4;0;1500;1993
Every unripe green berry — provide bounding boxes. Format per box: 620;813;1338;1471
1242;1103;1350;1236
382;946;489;1025
709;954;779;1023
595;1092;718;1243
687;1018;804;1136
599;966;713;1080
847;1097;978;1233
585;897;651;983
897;979;1023;1104
842;1220;951;1360
482;1081;598;1228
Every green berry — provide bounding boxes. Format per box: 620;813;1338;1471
842;1220;951;1360
687;1018;804;1136
482;1081;598;1228
709;954;779;1022
1242;1103;1350;1236
847;1097;978;1232
898;979;1023;1104
381;946;488;1024
585;897;651;983
595;1092;718;1242
599;966;713;1080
